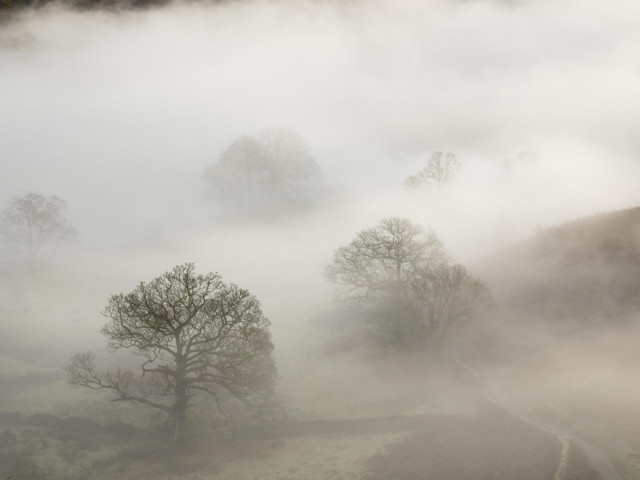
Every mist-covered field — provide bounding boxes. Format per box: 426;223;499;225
2;0;640;479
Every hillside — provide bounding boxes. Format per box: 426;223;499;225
470;207;640;479
477;207;640;328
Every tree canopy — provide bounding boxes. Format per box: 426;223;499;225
67;263;276;442
325;217;491;350
204;128;322;212
325;217;448;301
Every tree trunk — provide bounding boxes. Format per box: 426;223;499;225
172;403;186;443
424;333;446;363
172;356;188;443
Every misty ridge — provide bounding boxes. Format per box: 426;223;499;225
1;0;640;479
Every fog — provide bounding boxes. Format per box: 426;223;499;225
1;0;640;478
2;0;640;244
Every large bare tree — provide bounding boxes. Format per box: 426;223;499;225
0;193;78;269
67;263;276;442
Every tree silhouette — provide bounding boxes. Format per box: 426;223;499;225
67;263;276;442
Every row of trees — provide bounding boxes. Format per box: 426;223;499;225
0;146;535;271
206;140;540;204
0;139;537;263
0;149;456;272
205;132;465;209
402;150;540;194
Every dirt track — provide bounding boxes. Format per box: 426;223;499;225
484;375;623;480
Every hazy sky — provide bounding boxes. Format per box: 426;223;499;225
1;0;639;251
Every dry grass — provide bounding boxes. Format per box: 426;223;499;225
202;432;404;480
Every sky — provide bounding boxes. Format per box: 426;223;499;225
1;0;639;254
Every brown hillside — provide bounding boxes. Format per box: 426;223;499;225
477;207;640;327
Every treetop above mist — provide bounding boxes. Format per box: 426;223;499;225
403;151;460;194
204;128;322;215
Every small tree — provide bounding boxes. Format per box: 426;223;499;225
404;151;460;192
67;263;276;442
0;193;78;269
325;217;490;349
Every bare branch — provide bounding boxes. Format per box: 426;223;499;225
403;151;460;193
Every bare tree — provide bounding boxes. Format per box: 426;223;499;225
204;128;322;211
324;217;447;302
406;263;492;351
67;263;276;442
325;217;490;349
0;193;78;269
403;151;460;192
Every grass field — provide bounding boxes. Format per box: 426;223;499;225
0;255;636;480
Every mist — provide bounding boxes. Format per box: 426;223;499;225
1;0;640;479
2;0;640;243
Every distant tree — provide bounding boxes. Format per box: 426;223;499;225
66;263;276;443
204;128;321;211
205;135;265;208
0;193;78;270
404;151;460;192
258;128;321;199
325;217;491;349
